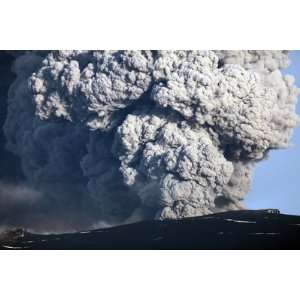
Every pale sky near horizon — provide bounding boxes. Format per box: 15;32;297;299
244;51;300;215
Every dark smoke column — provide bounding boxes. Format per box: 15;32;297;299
4;50;299;225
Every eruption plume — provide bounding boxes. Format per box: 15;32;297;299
1;50;298;231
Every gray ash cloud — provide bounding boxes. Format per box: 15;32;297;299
1;50;298;232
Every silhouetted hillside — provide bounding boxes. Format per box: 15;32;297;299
1;209;300;249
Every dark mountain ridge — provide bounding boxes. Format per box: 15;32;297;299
1;209;300;250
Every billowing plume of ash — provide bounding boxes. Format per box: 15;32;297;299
3;50;299;228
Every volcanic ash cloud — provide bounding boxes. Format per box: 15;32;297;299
4;50;299;225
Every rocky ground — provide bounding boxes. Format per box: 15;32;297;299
1;209;300;249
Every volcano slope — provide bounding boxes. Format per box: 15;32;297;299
1;209;300;250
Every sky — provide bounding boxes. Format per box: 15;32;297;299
244;51;300;215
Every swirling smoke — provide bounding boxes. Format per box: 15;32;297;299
1;50;299;232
